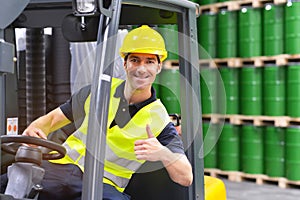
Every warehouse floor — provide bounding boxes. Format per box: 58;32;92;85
222;178;300;200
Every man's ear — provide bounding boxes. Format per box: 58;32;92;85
157;63;162;74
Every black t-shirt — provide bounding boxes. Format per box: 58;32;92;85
60;82;185;154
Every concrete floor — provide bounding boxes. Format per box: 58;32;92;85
222;178;300;200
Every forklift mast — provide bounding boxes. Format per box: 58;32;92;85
0;0;204;200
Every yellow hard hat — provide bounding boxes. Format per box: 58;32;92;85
119;25;168;62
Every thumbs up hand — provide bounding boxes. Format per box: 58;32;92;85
134;124;167;161
146;124;154;138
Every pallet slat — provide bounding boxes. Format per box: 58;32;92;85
202;114;300;127
199;0;288;14
205;168;300;189
165;54;300;69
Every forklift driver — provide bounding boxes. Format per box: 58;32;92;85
1;25;193;200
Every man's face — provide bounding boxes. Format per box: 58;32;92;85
124;53;161;90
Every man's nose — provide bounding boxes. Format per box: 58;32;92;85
136;65;147;72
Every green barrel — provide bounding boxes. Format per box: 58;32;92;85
199;0;217;5
241;125;264;174
217;123;240;171
219;67;239;114
203;122;219;168
153;75;161;99
240;66;262;115
157;25;178;60
263;4;284;56
285;2;300;54
238;7;262;58
263;65;285;116
286;64;300;117
200;67;218;114
264;126;285;177
159;68;181;114
197;13;216;59
285;126;300;180
216;10;237;58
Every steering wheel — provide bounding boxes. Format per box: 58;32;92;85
1;135;66;160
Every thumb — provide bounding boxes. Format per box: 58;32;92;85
146;124;154;138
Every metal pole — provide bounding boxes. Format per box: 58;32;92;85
0;29;5;136
178;6;204;200
0;29;5;188
81;0;122;199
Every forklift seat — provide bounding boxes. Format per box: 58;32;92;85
125;162;227;200
125;161;188;200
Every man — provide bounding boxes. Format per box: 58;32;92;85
4;25;193;200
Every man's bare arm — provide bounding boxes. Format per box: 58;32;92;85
22;107;71;139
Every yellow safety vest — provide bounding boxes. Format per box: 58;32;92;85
50;78;170;192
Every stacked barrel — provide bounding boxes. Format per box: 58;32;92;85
155;25;181;114
189;0;300;182
128;1;300;182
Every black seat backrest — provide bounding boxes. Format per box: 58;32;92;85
124;161;188;200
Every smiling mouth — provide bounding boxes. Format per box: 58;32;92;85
134;75;149;79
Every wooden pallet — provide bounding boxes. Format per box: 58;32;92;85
280;54;300;65
235;0;287;9
199;1;238;14
200;54;293;68
200;58;239;68
202;114;223;124
231;115;291;127
204;168;243;182
202;114;300;127
234;57;265;67
259;54;290;66
204;168;300;189
235;54;291;67
202;114;240;124
199;0;287;15
199;59;218;68
162;60;179;69
168;54;300;69
283;117;300;127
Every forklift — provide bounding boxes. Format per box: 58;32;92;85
0;0;226;199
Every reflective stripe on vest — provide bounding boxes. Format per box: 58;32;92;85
50;78;170;191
